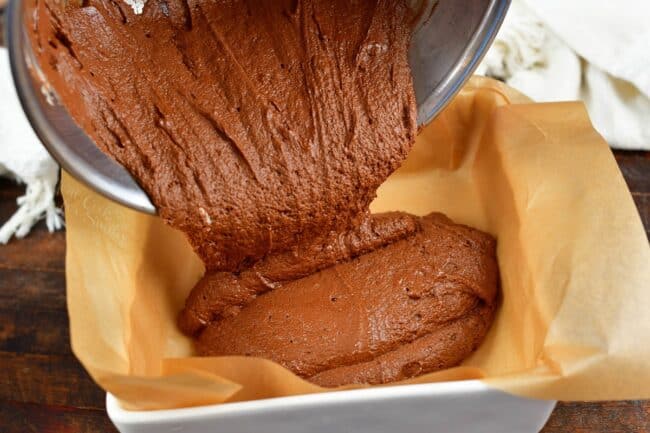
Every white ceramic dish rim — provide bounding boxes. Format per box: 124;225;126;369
107;379;554;423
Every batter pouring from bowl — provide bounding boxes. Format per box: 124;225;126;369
29;0;498;385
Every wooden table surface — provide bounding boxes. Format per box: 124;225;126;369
0;151;647;432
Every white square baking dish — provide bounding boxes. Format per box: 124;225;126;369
107;380;556;433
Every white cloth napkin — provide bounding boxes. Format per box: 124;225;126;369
477;0;650;150
0;47;63;244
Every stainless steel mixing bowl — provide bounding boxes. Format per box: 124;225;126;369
6;0;510;214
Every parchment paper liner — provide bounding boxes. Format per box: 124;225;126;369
62;77;650;410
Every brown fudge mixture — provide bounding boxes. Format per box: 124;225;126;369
29;0;418;271
182;212;497;386
31;0;498;386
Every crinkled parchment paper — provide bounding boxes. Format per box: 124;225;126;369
62;77;650;410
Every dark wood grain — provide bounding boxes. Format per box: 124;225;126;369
0;180;66;272
0;230;66;272
632;193;650;240
0;308;70;355
616;151;650;193
0;268;67;312
0;400;117;433
543;401;650;433
0;351;106;409
0;151;648;433
0;9;4;47
617;151;650;240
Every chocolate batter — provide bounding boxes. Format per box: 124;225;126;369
178;212;421;336
30;0;418;271
31;0;499;386
186;213;498;386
